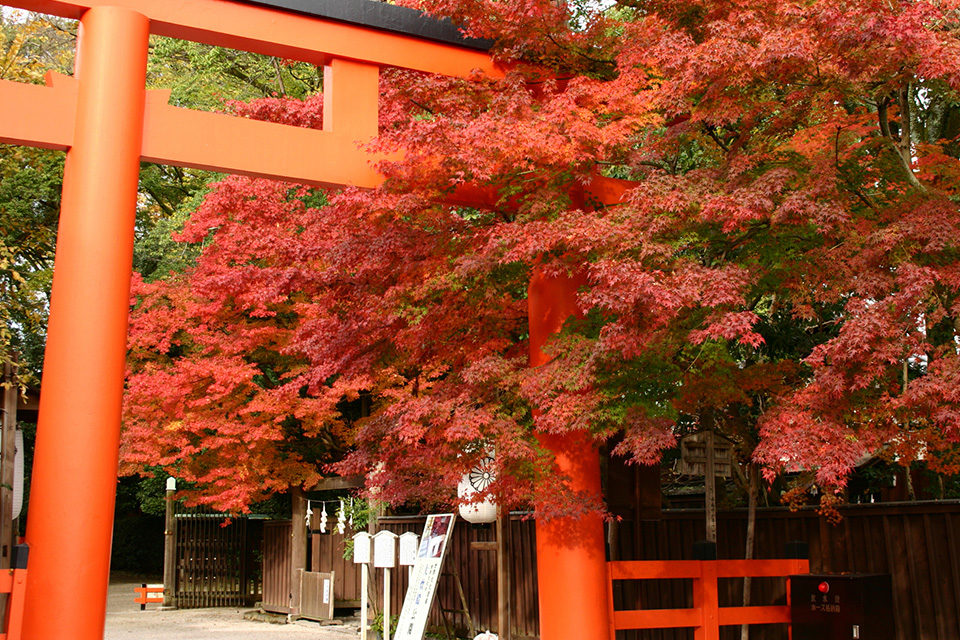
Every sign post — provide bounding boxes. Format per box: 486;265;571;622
354;531;372;640
374;531;399;640
162;477;176;608
395;514;456;640
678;431;734;545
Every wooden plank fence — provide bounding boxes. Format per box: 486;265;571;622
617;501;960;640
608;557;810;639
258;501;960;640
376;516;539;638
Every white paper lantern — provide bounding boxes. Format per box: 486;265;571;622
457;456;497;524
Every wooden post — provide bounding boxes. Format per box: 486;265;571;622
741;464;758;640
291;487;307;617
496;511;512;640
360;563;370;640
383;566;391;640
704;431;717;544
1;362;16;570
693;561;720;640
162;478;176;608
365;496;384;633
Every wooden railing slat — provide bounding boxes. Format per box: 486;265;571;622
609;558;803;634
714;559;806;578
717;605;791;626
613;607;701;630
608;560;703;580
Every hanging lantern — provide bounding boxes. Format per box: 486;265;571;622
458;455;497;524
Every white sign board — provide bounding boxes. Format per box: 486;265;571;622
398;532;419;566
374;530;398;568
394;514;456;640
353;531;371;564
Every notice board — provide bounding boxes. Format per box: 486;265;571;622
394;513;456;640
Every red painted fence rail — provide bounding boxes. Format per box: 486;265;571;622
607;557;810;640
133;584;164;610
1;544;29;640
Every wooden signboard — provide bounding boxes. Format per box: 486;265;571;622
677;431;734;478
395;514;456;640
678;431;735;545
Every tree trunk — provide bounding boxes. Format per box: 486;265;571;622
741;464;758;640
903;361;917;501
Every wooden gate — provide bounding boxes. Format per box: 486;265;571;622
262;520;293;614
299;571;336;620
174;513;261;608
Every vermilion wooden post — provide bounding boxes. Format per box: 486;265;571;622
694;561;720;640
528;269;611;640
21;7;149;640
786;557;808;640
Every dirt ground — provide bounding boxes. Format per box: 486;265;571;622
104;577;362;640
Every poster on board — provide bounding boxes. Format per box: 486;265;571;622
394;513;456;640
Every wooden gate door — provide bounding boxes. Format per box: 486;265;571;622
262;520;293;614
174;513;256;608
299;571;336;621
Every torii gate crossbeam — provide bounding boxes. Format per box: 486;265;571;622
0;2;623;639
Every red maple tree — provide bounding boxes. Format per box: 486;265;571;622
123;0;960;512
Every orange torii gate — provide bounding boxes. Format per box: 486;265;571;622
0;1;627;639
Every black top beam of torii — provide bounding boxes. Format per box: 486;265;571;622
242;0;493;50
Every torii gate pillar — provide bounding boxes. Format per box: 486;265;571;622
23;7;149;640
528;271;611;640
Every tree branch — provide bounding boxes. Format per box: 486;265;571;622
877;92;925;190
704;124;730;152
271;57;288;97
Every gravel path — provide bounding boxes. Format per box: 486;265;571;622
104;578;361;640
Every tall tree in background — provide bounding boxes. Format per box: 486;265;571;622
0;11;74;383
0;10;325;385
119;0;960;512
332;0;960;510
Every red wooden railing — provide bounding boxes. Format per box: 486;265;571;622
133;584;165;610
0;545;29;640
607;557;810;640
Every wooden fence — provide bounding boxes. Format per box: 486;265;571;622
260;501;960;640
618;501;960;640
609;557;809;640
173;513;261;608
375;516;542;639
